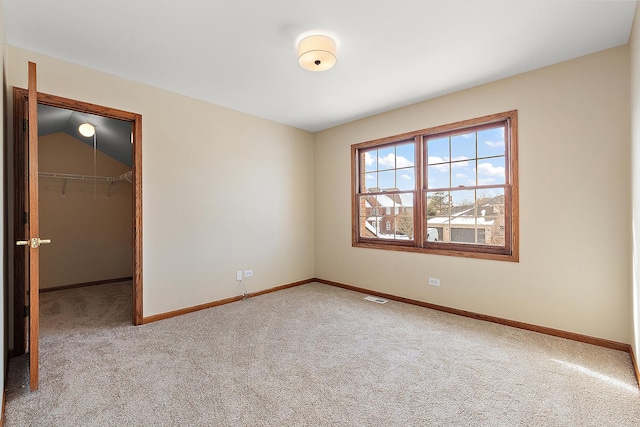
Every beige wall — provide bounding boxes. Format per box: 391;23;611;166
8;46;315;316
38;132;133;288
5;34;634;345
315;46;631;343
630;4;640;367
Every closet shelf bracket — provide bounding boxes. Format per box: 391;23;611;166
118;171;133;183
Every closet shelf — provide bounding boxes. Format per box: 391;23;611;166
38;171;133;183
39;171;132;198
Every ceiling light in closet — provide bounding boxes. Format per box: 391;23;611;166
79;123;96;137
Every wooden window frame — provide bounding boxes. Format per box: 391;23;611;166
351;110;519;262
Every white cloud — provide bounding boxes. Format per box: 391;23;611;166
455;173;467;179
379;153;414;168
428;156;469;172
485;140;505;148
477;162;504;177
378;154;395;168
364;152;375;166
430;155;469;164
366;174;375;180
400;174;412;180
451;156;469;168
396;156;414;168
478;178;497;185
452;156;469;162
428;156;449;164
429;164;448;172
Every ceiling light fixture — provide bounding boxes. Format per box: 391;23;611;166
78;122;96;137
298;35;337;72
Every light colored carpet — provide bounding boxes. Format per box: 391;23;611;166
5;281;640;426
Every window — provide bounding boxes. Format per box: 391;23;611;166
352;110;518;262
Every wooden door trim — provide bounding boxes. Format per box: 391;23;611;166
12;88;144;341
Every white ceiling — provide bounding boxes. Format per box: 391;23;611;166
4;1;637;132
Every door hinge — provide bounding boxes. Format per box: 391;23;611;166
23;305;29;318
23;119;28;132
23;211;28;224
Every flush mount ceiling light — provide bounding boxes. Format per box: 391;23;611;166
298;35;337;72
78;122;96;137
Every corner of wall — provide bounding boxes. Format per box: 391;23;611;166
629;0;640;385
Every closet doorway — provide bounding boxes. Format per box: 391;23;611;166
12;88;143;387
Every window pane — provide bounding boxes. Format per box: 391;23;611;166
364;150;377;172
477;188;505;246
377;146;395;170
478;127;505;158
427;163;450;189
396;168;415;190
395;193;414;240
398;192;414;211
358;194;413;241
477;157;506;186
426;191;450;242
359;195;378;238
477;228;486;244
450;189;475;214
364;171;377;191
431;188;507;246
482;213;505;246
448;189;475;243
427;227;442;242
396;143;415;168
378;170;395;190
427;137;449;164
451;159;476;187
426;191;450;217
451;228;475;244
451;133;476;161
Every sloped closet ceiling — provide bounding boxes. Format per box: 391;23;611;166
37;104;132;167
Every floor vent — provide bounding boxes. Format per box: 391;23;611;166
364;296;388;304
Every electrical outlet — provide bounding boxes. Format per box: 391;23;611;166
244;270;253;278
236;271;242;281
428;277;440;286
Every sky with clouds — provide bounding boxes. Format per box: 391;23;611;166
363;126;506;198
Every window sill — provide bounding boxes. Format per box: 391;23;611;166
352;241;519;262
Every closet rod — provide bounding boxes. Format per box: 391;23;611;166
38;171;132;183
